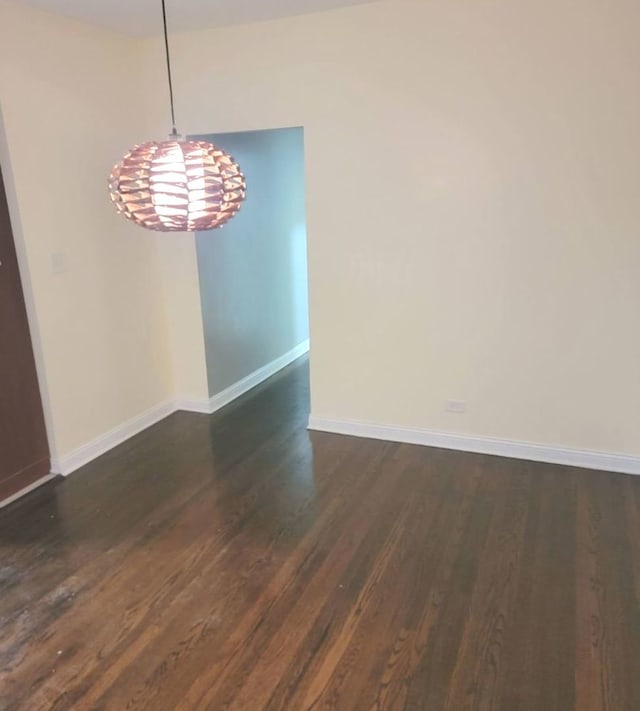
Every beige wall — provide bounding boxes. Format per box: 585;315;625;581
157;233;209;404
2;0;638;469
0;1;174;463
147;0;640;457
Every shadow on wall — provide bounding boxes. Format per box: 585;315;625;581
192;127;309;398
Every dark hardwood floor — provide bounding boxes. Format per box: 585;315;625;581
1;357;639;710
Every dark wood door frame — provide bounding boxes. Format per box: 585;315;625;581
0;161;51;503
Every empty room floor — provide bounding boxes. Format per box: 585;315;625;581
1;358;639;710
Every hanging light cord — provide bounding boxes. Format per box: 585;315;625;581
161;0;178;137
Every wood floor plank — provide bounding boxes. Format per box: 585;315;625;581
574;474;640;711
499;468;576;711
0;358;639;710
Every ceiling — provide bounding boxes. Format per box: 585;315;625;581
11;0;378;37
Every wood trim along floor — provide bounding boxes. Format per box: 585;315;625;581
308;416;640;476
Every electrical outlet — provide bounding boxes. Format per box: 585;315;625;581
446;400;466;414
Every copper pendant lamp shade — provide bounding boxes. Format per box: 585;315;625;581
108;1;245;232
109;139;246;232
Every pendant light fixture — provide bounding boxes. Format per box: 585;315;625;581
108;0;246;232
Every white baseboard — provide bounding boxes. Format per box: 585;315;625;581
177;339;310;416
51;400;176;476
307;416;640;476
172;397;211;415
52;340;310;477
